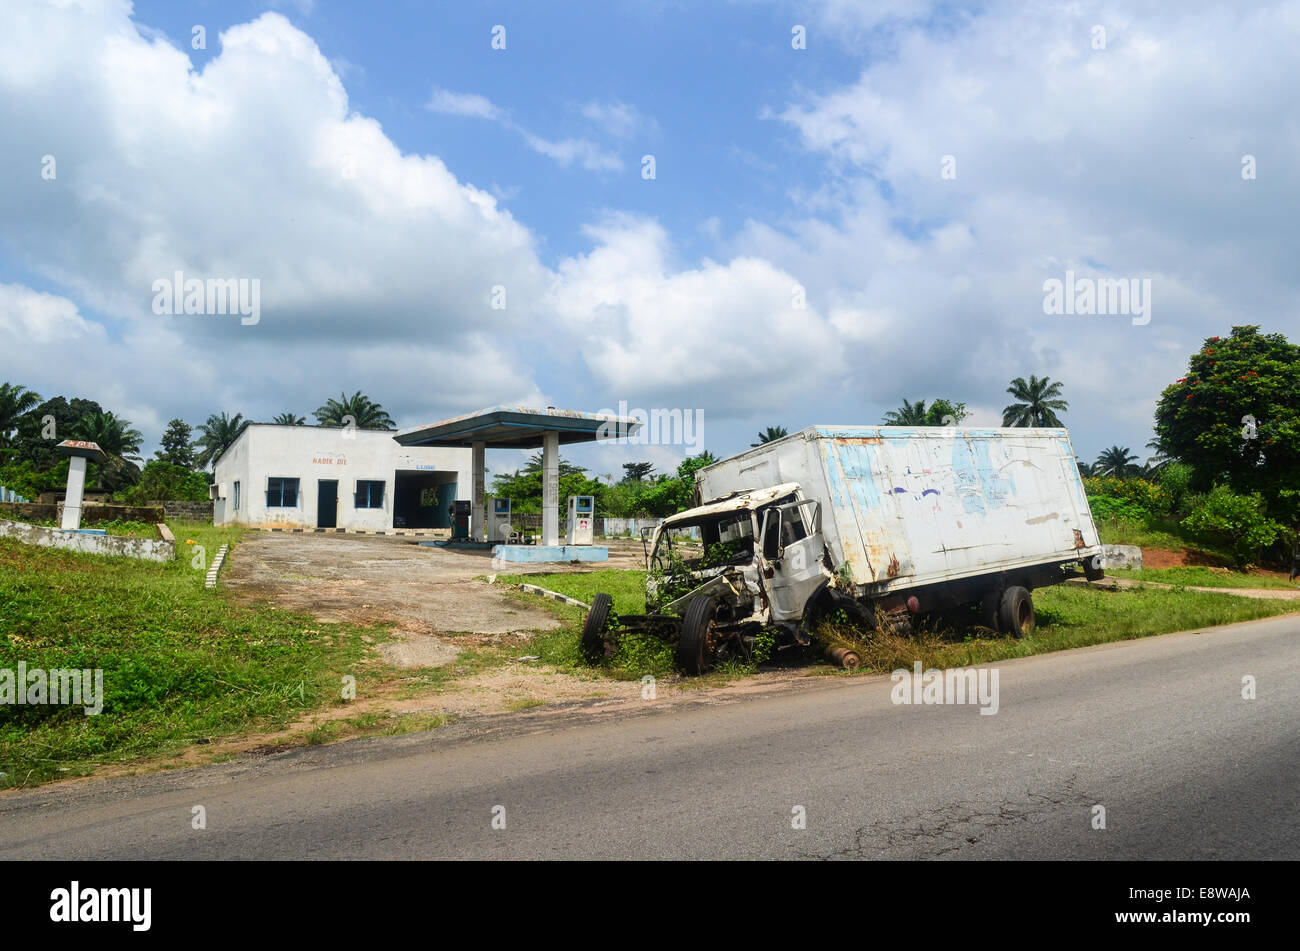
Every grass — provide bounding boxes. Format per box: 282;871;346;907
501;568;1299;681
0;519;392;787
496;571;682;678
496;569;646;616
1105;565;1298;590
813;582;1298;674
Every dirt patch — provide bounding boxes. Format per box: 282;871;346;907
1141;547;1231;569
222;533;561;667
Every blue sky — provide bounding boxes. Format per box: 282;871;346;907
1;0;1297;481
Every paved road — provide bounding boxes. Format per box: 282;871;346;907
2;616;1297;860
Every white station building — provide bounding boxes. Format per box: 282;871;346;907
211;424;471;532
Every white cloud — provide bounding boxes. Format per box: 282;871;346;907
579;100;656;139
427;87;501;120
520;133;623;173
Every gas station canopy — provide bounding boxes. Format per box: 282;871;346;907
393;406;641;552
393;405;639;450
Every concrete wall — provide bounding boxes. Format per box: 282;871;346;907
600;517;664;537
212;425;471;531
0;518;175;562
0;502;58;522
0;502;164;524
57;503;165;524
162;500;215;521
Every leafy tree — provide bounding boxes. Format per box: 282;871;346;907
752;426;788;446
195;412;248;470
1182;485;1284;568
1153;327;1300;518
0;382;42;449
622;461;655;482
8;396;102;471
1002;375;1068;427
272;413;306;426
1076;459;1095;478
155;418;195;468
1094;445;1139;478
313;391;395;430
121;460;212;503
924;399;971;426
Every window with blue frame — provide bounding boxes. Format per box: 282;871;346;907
266;477;299;507
354;480;385;509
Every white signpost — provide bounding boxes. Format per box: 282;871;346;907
54;440;108;531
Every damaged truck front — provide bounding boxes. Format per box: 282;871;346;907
582;426;1105;674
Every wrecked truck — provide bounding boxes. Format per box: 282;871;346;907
582;425;1105;674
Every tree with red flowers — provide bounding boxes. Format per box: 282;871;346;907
1153;325;1300;527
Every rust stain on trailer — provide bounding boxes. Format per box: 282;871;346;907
886;554;900;578
834;436;882;446
1024;512;1059;525
1073;529;1085;549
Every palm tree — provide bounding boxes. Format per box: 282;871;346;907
77;410;144;491
1143;436;1171;473
1094;445;1139;478
195;412;248;469
0;382;42;448
272;412;306;425
752;426;788;447
1002;375;1068;427
882;399;929;425
79;410;143;463
313;391;395;430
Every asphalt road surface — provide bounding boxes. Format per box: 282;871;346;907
2;615;1297;860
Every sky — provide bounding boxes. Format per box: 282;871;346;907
1;0;1297;482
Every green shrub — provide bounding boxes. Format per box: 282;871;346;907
1181;485;1284;568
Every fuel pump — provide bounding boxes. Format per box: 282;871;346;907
566;495;595;545
450;500;472;540
488;497;513;544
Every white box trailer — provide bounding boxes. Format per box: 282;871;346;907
581;425;1104;675
694;426;1103;594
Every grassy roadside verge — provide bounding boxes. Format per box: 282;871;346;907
0;521;392;788
1104;566;1299;590
497;568;1300;679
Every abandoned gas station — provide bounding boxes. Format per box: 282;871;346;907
210;406;638;561
394;405;639;562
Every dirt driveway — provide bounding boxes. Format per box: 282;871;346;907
222;533;567;666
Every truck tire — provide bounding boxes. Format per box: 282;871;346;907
677;596;719;675
581;593;614;662
999;586;1034;637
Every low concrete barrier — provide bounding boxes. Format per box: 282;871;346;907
0;517;175;562
1101;545;1143;570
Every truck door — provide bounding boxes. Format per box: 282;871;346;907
760;500;832;622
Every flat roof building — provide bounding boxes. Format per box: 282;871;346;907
212;424;470;532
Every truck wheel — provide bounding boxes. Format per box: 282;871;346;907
581;593;614;662
677;596;719;675
999;586;1034;637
